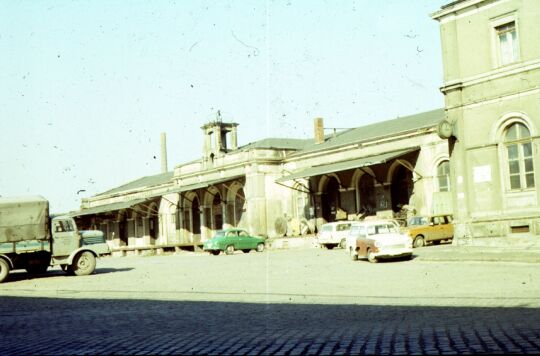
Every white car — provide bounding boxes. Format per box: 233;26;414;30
346;219;413;263
317;221;351;249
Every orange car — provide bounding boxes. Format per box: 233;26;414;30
406;215;454;248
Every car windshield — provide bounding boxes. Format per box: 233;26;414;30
408;217;428;226
213;230;226;238
366;223;398;236
349;224;365;237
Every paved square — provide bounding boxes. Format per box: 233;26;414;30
1;248;539;354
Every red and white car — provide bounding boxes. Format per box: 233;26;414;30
346;219;413;263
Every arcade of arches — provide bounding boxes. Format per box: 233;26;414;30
74;182;248;246
309;157;418;226
178;181;247;243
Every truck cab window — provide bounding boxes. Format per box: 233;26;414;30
62;220;74;232
54;221;64;232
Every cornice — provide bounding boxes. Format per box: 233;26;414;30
432;0;510;23
284;127;437;164
441;59;540;94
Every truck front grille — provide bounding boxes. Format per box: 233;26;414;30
82;236;106;245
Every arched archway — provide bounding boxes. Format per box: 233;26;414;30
117;210;128;246
226;182;246;228
191;196;201;235
212;193;223;230
357;173;376;215
147;202;159;245
391;164;414;212
203;186;223;233
321;175;341;222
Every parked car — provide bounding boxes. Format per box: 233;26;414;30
405;215;454;248
203;228;265;255
346;219;413;263
317;221;352;249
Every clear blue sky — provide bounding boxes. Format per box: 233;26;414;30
0;0;448;213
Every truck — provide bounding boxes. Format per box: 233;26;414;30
0;195;110;283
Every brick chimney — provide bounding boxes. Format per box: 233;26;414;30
314;117;324;144
160;132;168;173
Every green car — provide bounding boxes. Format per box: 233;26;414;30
203;228;266;255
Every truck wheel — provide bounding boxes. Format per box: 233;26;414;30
71;251;96;276
0;259;9;283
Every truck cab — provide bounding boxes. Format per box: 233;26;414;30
49;216;110;275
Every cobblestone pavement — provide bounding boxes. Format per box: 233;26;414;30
1;249;539;355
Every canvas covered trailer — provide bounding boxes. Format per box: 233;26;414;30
0;195;50;243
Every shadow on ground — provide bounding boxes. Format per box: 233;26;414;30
0;295;539;355
5;267;134;282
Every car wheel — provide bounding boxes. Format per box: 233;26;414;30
256;243;265;252
225;245;235;255
211;251;220;256
367;249;378;263
413;235;425;248
339;239;346;249
0;259;10;283
349;247;358;261
242;249;251;253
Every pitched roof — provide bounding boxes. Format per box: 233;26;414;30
238;137;311;151
97;171;174;196
291;108;444;156
90;109;443;199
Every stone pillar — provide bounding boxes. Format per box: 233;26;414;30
188;209;194;243
204;128;211;156
231;126;238;150
178;209;185;243
313;193;324;232
200;206;208;241
112;221;121;247
214;125;222;153
142;217;151;246
127;219;136;246
222;201;231;229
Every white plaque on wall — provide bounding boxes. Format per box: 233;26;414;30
474;165;492;183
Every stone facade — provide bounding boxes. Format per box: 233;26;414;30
73;109;450;251
432;0;540;243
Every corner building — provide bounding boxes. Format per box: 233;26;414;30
432;0;540;242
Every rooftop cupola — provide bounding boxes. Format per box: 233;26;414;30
201;111;239;167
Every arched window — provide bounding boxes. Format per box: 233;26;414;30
437;160;451;192
504;122;534;190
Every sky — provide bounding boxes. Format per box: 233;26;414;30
0;0;449;214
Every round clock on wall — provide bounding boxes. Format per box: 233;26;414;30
437;120;453;139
